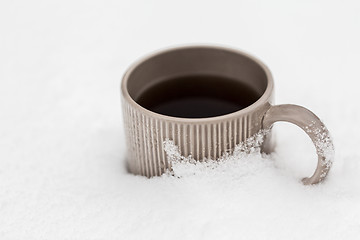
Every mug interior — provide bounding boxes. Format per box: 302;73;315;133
125;46;269;118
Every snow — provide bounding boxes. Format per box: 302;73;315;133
1;0;360;239
304;121;334;179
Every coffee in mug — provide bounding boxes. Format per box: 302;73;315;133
121;45;334;185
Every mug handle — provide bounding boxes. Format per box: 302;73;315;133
262;104;334;185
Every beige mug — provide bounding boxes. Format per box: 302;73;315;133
121;45;334;185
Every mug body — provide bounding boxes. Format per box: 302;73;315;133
121;46;274;177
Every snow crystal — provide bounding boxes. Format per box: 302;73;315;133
305;121;335;180
163;129;270;177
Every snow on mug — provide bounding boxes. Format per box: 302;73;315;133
121;45;334;185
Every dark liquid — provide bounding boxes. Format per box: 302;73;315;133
136;75;260;118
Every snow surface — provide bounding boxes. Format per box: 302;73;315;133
1;0;360;239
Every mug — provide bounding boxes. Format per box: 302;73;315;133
121;45;334;185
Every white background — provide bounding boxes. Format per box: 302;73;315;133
1;0;359;239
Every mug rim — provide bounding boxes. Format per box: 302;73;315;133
121;44;274;123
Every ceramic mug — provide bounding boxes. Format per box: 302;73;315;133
121;45;334;185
